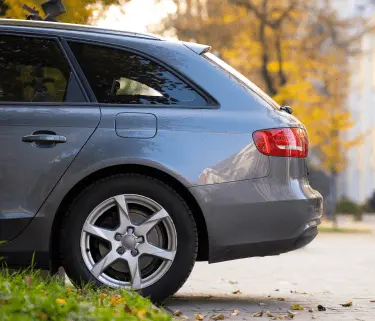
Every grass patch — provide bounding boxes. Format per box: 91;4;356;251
318;226;372;234
0;269;171;321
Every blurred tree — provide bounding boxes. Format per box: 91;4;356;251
0;0;129;23
158;0;365;218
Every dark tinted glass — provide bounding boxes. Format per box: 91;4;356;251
69;42;207;106
0;35;71;103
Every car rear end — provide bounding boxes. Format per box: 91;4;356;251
182;46;323;263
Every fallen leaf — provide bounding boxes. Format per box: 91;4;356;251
277;298;285;301
287;310;297;318
231;310;240;316
290;304;304;311
308;308;314;313
229;280;238;284
251;311;263;317
266;311;274;317
274;289;280;291
195;314;205;320
56;298;66;304
211;314;225;320
232;290;241;295
124;304;132;313
370;300;375;303
25;275;32;287
173;310;183;317
341;301;352;307
136;309;147;317
317;305;326;311
278;316;288;320
259;303;267;306
298;292;308;295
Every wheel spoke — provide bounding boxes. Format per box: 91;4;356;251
83;222;115;242
139;242;176;261
136;208;169;235
125;253;142;290
114;195;132;232
91;250;119;278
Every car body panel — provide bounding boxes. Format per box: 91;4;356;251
190;173;322;263
0;104;100;241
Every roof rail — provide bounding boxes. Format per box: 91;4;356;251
0;19;161;40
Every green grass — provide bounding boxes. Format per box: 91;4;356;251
0;269;171;321
318;226;372;234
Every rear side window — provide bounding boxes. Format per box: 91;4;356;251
0;35;74;103
203;52;280;110
68;42;207;106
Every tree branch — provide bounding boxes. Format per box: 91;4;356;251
230;0;266;22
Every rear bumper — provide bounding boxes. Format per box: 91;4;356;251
208;225;319;263
189;176;322;263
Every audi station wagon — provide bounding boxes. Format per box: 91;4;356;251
0;19;322;302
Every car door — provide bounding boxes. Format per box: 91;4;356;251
0;33;100;241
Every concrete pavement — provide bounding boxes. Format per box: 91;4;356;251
166;233;375;320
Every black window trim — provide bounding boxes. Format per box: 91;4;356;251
62;37;219;109
0;30;93;106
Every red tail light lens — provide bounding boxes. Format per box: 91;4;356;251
253;127;308;158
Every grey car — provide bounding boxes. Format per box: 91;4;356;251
0;19;322;302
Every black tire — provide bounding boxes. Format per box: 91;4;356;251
59;174;198;302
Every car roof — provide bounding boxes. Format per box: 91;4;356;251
0;18;161;40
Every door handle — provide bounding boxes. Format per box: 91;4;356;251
22;134;67;144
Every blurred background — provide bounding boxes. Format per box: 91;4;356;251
2;0;375;227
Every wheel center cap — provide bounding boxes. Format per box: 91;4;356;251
121;234;137;249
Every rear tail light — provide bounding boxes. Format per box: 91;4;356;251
253;127;308;158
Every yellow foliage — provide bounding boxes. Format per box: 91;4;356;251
1;0;127;24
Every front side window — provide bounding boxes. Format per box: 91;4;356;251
68;42;207;106
0;35;71;103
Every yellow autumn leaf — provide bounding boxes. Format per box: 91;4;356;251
266;311;274;317
173;310;182;316
291;304;304;310
195;313;205;320
56;298;66;304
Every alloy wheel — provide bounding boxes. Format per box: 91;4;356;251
80;194;177;289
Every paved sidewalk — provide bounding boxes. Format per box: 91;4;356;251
166;233;375;320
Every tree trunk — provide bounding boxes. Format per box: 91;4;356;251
329;170;338;226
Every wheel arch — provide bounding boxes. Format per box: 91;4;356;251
50;164;209;271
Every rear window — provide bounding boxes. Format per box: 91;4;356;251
203;52;280;110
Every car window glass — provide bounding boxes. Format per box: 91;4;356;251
68;42;207;106
204;52;280;110
0;35;71;103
